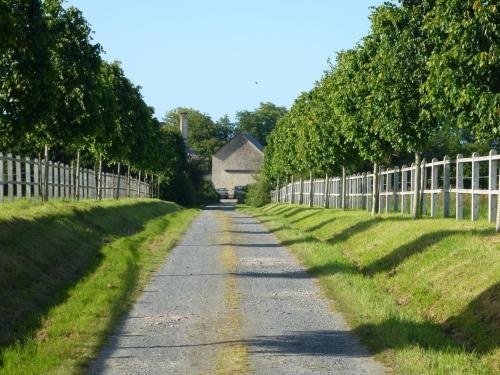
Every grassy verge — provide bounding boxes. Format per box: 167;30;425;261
0;199;199;374
239;203;499;375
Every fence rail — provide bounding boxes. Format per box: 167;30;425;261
0;152;156;203
271;150;500;224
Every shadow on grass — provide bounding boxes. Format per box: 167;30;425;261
363;228;496;276
0;201;178;359
356;283;499;356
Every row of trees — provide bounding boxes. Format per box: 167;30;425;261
163;102;287;160
0;0;187;199
264;0;498;217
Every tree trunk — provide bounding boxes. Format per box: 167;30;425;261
412;151;421;219
371;162;379;215
127;165;131;198
115;162;121;199
43;145;49;202
276;176;280;202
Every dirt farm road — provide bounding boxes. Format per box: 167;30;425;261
90;203;386;375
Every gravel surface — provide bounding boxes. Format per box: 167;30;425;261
90;203;386;375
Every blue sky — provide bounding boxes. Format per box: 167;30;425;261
65;0;386;121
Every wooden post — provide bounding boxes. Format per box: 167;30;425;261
401;166;407;213
290;175;295;204
471;152;480;221
309;171;314;208
138;170;142;198
299;177;304;205
15;156;22;200
421;159;427;216
385;171;390;213
361;172;367;210
116;162;121;199
456;154;464;219
371;163;379;215
48;161;54;199
488;150;497;222
443;156;451;217
127;165;131;198
284;177;288;204
430;158;438;217
324;174;330;208
25;157;31;200
393;167;399;212
75;150;80;200
7;153;13;202
0;153;4;203
44;145;49;202
497;171;500;232
34;158;39;200
378;168;384;214
412;152;421;219
97;155;103;200
54;162;59;199
341;166;346;210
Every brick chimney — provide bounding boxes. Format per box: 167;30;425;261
179;112;188;144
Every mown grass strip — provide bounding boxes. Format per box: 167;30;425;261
214;213;249;375
239;203;499;375
0;199;199;374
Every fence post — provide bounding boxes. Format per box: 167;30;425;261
385;170;390;213
7;153;13;202
393;167;399;212
430;158;438;217
15;156;22;200
299;177;303;205
324;174;330;208
488;150;497;222
420;158;427;216
127;165;131;198
361;172;366;210
401;165;407;213
54;162;60;199
116;162;121;199
471;152;480;221
309;171;314;208
34;158;39;200
372;163;379;214
443;156;450;217
0;153;3;203
341;166;346;210
456;154;464;219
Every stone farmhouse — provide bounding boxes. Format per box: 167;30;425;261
211;133;264;194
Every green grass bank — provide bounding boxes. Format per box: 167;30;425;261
0;199;199;374
239;204;499;375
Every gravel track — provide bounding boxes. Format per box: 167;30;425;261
90;203;386;374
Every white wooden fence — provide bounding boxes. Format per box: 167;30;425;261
0;152;156;203
271;150;500;223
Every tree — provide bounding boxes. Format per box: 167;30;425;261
423;0;499;144
0;0;54;152
163;107;223;159
215;114;234;142
235;102;287;146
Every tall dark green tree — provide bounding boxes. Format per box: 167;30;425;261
0;0;54;151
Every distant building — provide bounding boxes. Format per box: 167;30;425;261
212;133;264;193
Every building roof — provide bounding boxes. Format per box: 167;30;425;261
213;133;264;160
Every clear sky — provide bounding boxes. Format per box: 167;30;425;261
65;0;386;121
